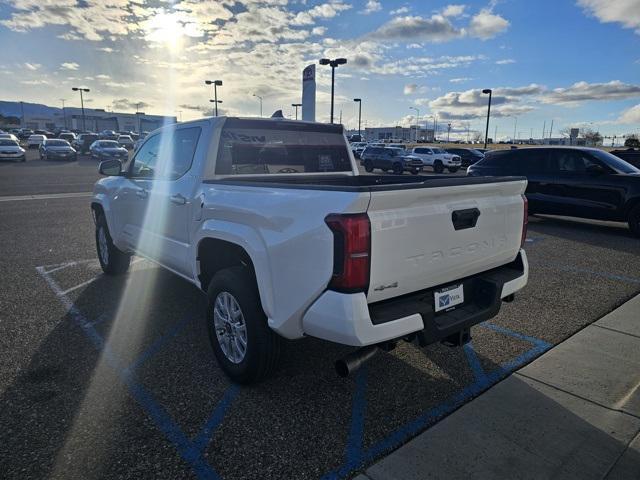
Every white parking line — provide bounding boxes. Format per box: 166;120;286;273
0;192;92;202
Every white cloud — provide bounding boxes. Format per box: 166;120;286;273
24;62;41;71
619;103;640;123
390;7;410;15
293;1;352;24
496;58;515;64
371;14;463;42
542;81;640;104
60;62;79;70
441;4;466;17
578;0;640;34
362;0;382;15
450;77;472;83
468;9;509;39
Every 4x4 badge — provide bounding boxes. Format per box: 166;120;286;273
374;282;398;292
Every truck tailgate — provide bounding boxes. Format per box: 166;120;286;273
366;179;527;303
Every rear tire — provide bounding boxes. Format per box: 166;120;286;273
95;213;131;275
392;163;403;175
433;161;444;174
206;266;281;384
411;168;420;175
628;204;640;237
363;159;374;172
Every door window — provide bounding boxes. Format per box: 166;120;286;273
550;150;598;173
129;127;201;179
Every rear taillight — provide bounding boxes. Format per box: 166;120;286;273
325;213;371;293
521;194;528;248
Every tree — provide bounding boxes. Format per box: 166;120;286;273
582;128;602;145
624;134;640;148
471;131;482;143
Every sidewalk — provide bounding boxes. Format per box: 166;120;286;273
357;294;640;480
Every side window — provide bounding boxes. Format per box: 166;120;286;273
550;150;596;173
520;150;548;174
130;134;160;178
166;127;201;180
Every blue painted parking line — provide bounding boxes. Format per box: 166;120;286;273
37;266;233;480
192;384;241;454
322;322;552;480
525;236;544;244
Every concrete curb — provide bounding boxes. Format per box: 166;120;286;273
359;294;640;480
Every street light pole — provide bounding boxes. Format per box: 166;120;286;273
482;88;492;149
291;103;302;120
253;94;263;117
409;106;420;142
319;58;347;123
60;99;67;129
72;87;90;132
353;98;362;137
205;80;223;116
447;123;452;143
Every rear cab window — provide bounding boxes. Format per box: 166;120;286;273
214;120;352;176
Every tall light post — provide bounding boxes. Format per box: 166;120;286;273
209;99;223;116
482;88;492;149
253;94;263;117
409;106;420;142
291;103;302;120
205;80;223;116
353;98;362;137
513;116;518;144
72;87;89;132
447;123;452;143
319;58;347;123
60;98;67;129
135;102;143;132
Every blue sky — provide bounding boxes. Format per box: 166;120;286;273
1;0;639;140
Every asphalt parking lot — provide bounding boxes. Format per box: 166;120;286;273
1;152;639;480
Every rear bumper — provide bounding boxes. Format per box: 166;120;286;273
302;249;528;347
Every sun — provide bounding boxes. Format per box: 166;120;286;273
144;11;195;51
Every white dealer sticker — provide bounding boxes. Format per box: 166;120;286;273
434;284;464;312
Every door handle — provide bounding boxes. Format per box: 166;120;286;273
170;194;186;205
135;188;148;199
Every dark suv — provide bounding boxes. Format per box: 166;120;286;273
446;148;484;167
468;147;640;235
360;147;423;174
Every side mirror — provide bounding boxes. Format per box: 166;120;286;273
586;164;606;175
99;159;122;176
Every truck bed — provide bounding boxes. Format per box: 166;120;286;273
205;174;526;192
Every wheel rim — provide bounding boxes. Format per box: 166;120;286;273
213;292;248;364
98;226;109;265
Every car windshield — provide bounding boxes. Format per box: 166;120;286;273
591;149;640;174
101;141;120;148
46;140;69;146
387;148;404;156
0;140;18;146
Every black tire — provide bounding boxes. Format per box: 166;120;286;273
95;213;131;275
392;162;403;175
411;168;420;175
628;204;640;237
433;161;444;174
448;167;459;173
363;159;374;173
206;266;281;384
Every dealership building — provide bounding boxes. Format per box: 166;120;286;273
363;126;435;142
0;100;176;132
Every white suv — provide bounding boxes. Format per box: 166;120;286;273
410;147;461;173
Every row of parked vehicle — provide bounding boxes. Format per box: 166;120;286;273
352;141;487;174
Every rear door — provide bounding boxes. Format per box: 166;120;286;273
366;179;526;303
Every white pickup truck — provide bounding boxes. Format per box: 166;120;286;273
410;146;462;173
91;117;529;383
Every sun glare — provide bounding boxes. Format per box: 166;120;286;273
144;11;191;51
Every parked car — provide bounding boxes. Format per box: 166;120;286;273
0;139;26;162
118;135;135;150
446;148;484;167
18;129;34;140
58;132;76;143
0;133;19;142
74;133;99;154
360;146;424;174
89;140;129;161
39;139;77;161
92;117;529;383
410;146;462;173
348;134;363;142
388;143;406;150
26;134;46;149
467;147;640;236
350;141;368;159
99;130;119;140
611;148;640;169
